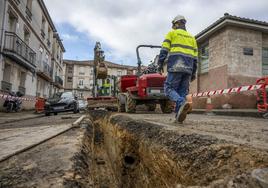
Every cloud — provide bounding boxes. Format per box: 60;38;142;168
61;34;79;41
44;0;268;65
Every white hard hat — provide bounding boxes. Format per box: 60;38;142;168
172;15;186;24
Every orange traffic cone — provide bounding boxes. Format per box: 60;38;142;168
206;96;214;115
186;94;193;114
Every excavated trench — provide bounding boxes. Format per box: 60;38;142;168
66;110;268;188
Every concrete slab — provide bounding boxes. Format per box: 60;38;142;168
0;124;72;161
0;111;43;124
192;108;263;118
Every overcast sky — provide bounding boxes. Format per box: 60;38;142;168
44;0;268;66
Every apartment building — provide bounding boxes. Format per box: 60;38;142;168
0;0;65;110
51;33;65;95
63;60;136;99
190;13;268;108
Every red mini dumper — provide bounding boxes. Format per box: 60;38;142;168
117;45;173;113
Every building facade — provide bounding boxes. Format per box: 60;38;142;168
190;13;268;108
0;0;65;110
63;60;135;99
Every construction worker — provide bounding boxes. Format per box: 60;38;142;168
158;15;198;123
103;79;111;96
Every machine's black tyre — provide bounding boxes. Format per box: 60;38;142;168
146;103;156;111
160;100;173;113
117;98;125;112
73;103;79;114
125;93;136;113
6;103;13;113
45;112;50;116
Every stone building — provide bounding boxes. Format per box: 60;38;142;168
63;60;135;99
51;33;65;95
0;0;65;110
190;13;268;109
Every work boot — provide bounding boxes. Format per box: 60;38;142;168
176;101;191;123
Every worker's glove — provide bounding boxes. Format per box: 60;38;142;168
157;64;163;74
191;74;196;82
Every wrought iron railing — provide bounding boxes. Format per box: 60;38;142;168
55;76;63;86
42;61;52;77
3;31;36;66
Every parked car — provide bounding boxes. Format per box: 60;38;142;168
44;92;79;116
78;99;88;111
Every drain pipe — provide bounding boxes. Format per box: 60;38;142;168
0;0;7;76
123;154;139;169
0;0;7;53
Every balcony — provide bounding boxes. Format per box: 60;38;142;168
47;39;51;47
18;86;26;95
3;32;36;72
41;29;45;39
37;62;53;81
25;6;32;21
1;81;12;92
54;76;63;88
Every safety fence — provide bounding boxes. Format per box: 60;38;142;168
191;84;263;97
0;93;36;101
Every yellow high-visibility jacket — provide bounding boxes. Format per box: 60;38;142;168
159;29;198;74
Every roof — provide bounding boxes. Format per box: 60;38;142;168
53;33;66;52
63;60;136;70
196;13;268;42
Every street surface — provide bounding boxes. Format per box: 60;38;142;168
126;112;268;150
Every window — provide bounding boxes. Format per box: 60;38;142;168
19;71;26;87
3;63;12;83
263;48;268;76
243;48;253;56
61;92;73;98
199;44;209;74
117;70;122;76
26;0;32;10
68;66;73;73
79;66;85;75
8;10;17;33
24;27;30;45
79;79;84;86
38;46;43;65
26;0;32;20
41;16;46;38
79;72;85;75
47;27;51;47
14;0;20;5
67;76;72;82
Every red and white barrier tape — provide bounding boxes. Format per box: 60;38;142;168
191;84;263;97
0;94;36;101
